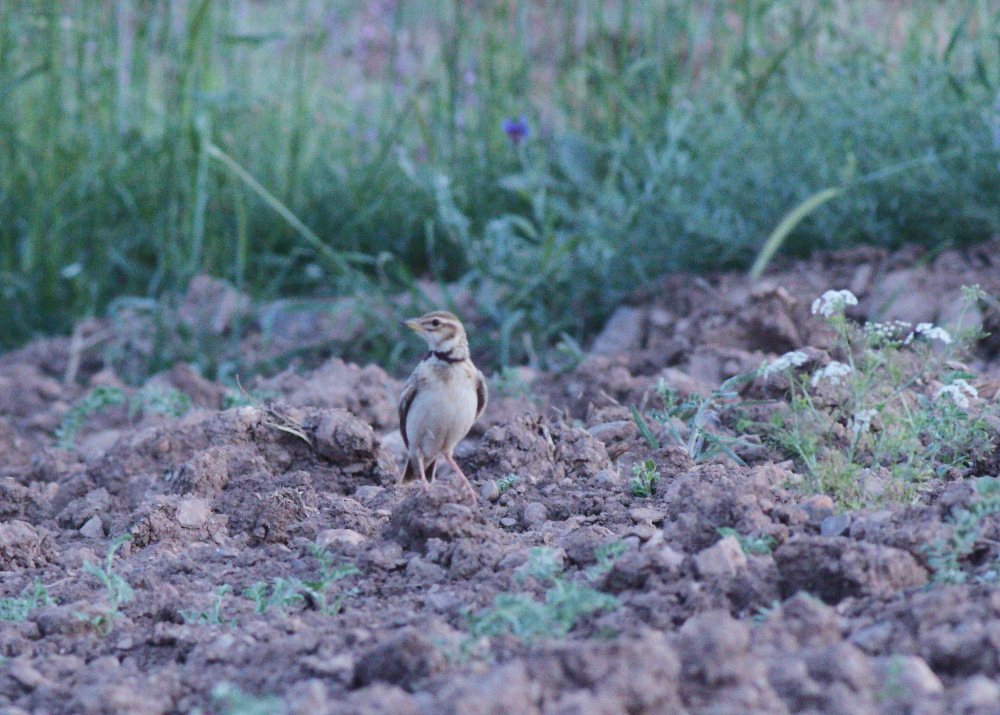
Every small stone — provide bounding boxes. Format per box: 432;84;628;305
820;513;852;538
353;486;384;502
629;507;665;524
590;306;645;357
694;536;747;578
594;469;621;487
9;658;45;689
318;528;366;549
954;675;1000;710
587;420;637;445
627;523;656;541
176;497;210;528
522;502;547;528
500;517;517;528
873;655;942;698
480;480;501;503
79;515;104;539
654;544;686;571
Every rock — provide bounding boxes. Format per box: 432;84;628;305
523;502;548;528
9;657;46;689
774;537;927;603
694;536;747;578
500;517;517;528
587;420;638;445
353;486;385;503
318;528;366;549
353;628;443;689
480;480;501;503
953;675;1000;711
872;655;942;698
79;515;104;539
629;507;665;524
313;409;377;464
175;497;210;528
590;306;646;357
0;520;55;569
594;469;621;487
820;513;851;538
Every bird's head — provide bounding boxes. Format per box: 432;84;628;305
403;310;468;358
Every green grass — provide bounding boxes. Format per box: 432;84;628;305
3;1;1000;373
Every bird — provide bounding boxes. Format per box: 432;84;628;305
398;310;488;500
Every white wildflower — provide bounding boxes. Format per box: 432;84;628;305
849;408;878;436
810;361;852;387
935;379;978;409
811;289;858;318
909;322;952;345
761;350;809;378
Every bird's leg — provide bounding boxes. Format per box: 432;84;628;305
444;453;477;501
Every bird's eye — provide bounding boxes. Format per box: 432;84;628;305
430;318;440;327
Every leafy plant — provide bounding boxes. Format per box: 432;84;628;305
629;460;660;498
55;386;127;449
716;527;775;555
468;547;618;643
0;579;53;622
764;287;996;507
212;682;288;715
926;477;1000;585
76;533;134;634
181;585;234;626
497;474;520;494
244;546;358;616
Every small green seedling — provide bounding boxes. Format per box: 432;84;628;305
0;579;53;622
629;460;660;497
716;527;775;555
76;533;134;634
181;585;234;625
56;386;127;449
497;474;519;493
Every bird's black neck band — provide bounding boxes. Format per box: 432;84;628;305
428;349;464;364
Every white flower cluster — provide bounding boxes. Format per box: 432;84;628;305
761;350;809;378
904;322;953;345
849;408;878;436
810;361;852;387
864;320;912;343
935;379;978;409
811;289;858;318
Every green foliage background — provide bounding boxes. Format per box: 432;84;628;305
3;0;999;370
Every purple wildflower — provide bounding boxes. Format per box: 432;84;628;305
502;116;530;146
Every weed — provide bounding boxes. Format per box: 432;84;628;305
138;386;193;419
629;460;660;498
212;682;287;715
497;474;520;494
764;287;997;507
468;547;618;643
244;546;358;616
490;368;532;399
76;534;134;634
55;386;127;449
716;527;775;555
181;586;234;626
0;579;54;622
926;477;1000;585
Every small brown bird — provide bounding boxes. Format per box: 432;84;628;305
398;310;487;499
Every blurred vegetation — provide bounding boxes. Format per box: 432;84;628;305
3;0;1000;373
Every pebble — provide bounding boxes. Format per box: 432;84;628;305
820;513;852;538
522;502;547;527
318;528;366;549
694;536;746;578
500;517;517;528
353;486;384;502
79;515;104;539
480;480;501;502
176;497;210;528
629;507;665;524
594;469;621;487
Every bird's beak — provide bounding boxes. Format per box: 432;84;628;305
403;318;422;332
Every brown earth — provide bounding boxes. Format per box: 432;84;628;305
2;242;1000;714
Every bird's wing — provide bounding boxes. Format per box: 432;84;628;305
398;372;419;450
475;369;488;420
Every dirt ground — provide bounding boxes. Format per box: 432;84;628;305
2;241;1000;714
